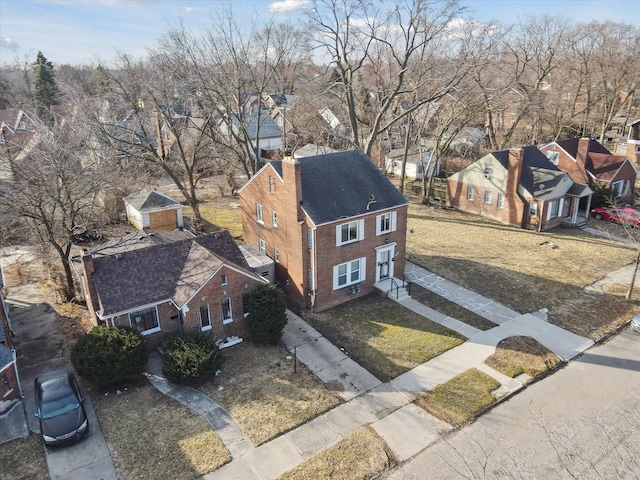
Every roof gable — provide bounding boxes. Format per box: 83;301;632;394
124;189;180;211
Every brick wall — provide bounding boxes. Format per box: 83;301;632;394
312;206;408;311
448;179;526;228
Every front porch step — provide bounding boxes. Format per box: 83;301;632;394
374;278;411;302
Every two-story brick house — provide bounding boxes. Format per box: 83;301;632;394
239;149;409;312
447;146;593;231
79;231;268;350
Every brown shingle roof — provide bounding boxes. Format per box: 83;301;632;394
91;231;254;317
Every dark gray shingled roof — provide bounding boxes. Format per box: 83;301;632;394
270;149;408;225
234;111;283;139
91;231;253;317
123;189;179;210
492;145;568;199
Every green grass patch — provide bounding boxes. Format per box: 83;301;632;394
415;368;500;426
485;336;561;378
410;284;496;331
300;294;465;382
277;427;395;480
183;198;243;240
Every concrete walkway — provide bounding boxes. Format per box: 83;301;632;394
142;261;597;480
144;353;253;459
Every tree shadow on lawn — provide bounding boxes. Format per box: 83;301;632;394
299;294;466;383
406;255;638;341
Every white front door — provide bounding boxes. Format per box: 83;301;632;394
376;245;395;282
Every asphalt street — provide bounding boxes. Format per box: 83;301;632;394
386;329;640;479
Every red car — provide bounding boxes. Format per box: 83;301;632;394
590;206;640;228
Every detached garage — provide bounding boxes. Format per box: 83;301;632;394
124;189;184;231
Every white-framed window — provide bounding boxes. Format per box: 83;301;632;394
221;274;228;286
274;247;279;263
333;257;366;289
129;306;160;335
529;201;538;216
376;211;397;235
546;199;562;219
269;176;275;194
272;211;278;228
612;180;628;197
256;203;264;224
200;305;211;331
484;191;492;204
484;164;493;179
497;193;505;209
336;219;364;246
222;298;233;324
258;238;266;254
467;186;474;201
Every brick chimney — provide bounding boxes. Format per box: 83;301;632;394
506;148;524;196
81;249;94;274
282;153;303;221
575;137;590;183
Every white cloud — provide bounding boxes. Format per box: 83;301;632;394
269;0;309;13
1;36;20;50
184;6;207;13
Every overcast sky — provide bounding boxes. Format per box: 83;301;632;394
1;0;638;66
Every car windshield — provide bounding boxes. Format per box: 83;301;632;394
40;378;80;419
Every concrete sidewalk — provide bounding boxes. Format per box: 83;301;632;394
184;262;597;479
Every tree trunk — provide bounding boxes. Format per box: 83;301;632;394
626;247;640;301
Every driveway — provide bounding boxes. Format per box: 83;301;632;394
387;328;640;479
4;254;117;480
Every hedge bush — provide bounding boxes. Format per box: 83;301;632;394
71;326;148;383
247;284;287;344
161;334;221;385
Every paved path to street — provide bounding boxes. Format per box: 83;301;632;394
188;261;596;479
145;353;254;459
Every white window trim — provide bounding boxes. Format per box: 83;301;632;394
129;306;160;336
529;201;538;216
484;191;492;204
274;247;279;263
336;219;365;246
222;298;233;325
376;211;397;235
258;238;266;254
333;257;366;290
200;305;212;332
467;186;474;201
272;211;278;228
256;203;264;224
546;198;563;220
221;274;228;286
497;193;505;209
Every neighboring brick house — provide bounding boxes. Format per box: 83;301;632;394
0;265;21;405
79;231;268;350
540;137;637;203
239;149;409;312
447;146;593;231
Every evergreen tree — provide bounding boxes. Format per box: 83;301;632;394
33;51;59;123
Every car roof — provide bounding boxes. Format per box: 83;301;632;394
36;368;72;386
